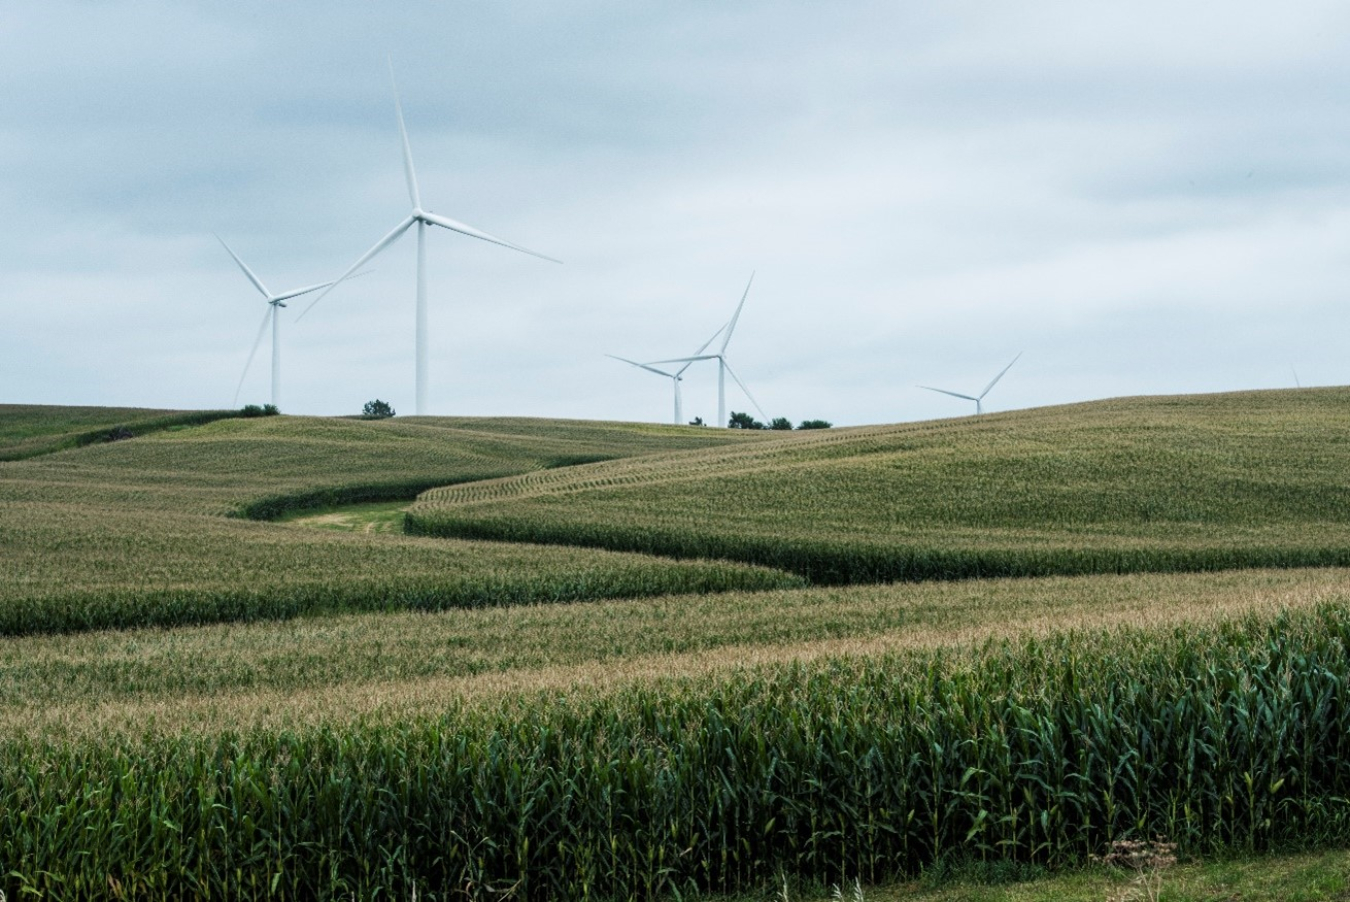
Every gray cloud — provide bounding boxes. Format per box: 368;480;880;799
2;2;1348;425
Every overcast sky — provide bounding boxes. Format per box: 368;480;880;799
3;3;1348;426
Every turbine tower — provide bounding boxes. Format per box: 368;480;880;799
217;235;337;409
919;352;1022;415
607;324;726;425
646;274;766;427
300;62;559;415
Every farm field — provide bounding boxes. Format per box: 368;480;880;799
0;403;244;461
409;387;1350;583
0;411;793;633
6;392;1350;900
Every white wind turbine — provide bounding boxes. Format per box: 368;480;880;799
299;63;560;415
919;352;1023;415
645;274;767;428
218;235;338;409
607;324;726;425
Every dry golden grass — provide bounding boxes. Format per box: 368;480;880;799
10;566;1348;739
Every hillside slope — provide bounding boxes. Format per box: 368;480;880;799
0;410;796;634
0;404;242;461
408;388;1350;582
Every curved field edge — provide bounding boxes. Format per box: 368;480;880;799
6;606;1350;900
0;406;251;461
407;388;1350;585
0;508;802;636
0;411;806;636
236;459;637;521
405;511;1350;584
10;567;1345;740
238;476;510;520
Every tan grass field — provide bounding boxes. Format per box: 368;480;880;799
7;396;1350;900
8;565;1347;739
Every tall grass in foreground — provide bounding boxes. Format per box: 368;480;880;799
6;607;1350;900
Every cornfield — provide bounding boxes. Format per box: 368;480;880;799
5;607;1350;900
408;388;1350;584
0;412;795;635
9;396;1350;899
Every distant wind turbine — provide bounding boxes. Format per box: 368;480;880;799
920;352;1023;415
299;62;560;415
607;324;726;425
217;235;338;409
646;274;766;427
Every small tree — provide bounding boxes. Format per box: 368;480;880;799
769;416;793;430
362;399;396;419
728;411;765;430
797;419;832;430
239;404;279;418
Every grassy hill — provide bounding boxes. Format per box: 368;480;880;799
9;395;1350;900
0;410;795;634
408;388;1350;582
0;403;245;461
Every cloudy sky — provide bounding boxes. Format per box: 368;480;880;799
3;3;1348;426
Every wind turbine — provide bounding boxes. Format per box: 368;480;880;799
645;274;766;427
607;324;726;425
919;352;1022;416
299;62;560;415
217;235;338;409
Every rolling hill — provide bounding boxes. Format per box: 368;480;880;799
408;388;1350;582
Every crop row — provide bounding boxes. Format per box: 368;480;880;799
407;507;1350;584
0;502;801;636
5;606;1350;900
0;412;765;517
0;404;241;461
10;566;1337;739
408;388;1350;583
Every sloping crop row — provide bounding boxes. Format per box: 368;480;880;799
0;405;250;461
408;388;1350;584
5;607;1350;900
0;411;800;635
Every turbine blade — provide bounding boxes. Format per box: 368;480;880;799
272;270;375;303
389;60;420;210
420;211;561;263
679;323;728;376
646;354;719;366
215;234;271;299
606;354;675;378
919;385;979;402
233;307;272;406
692;323;727;355
978;352;1023;400
719;271;755;354
272;280;337;302
297;216;416;320
722;361;767;422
